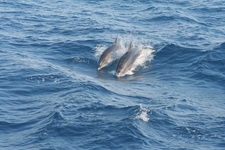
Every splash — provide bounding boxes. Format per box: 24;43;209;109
94;44;108;59
135;105;150;122
126;45;155;75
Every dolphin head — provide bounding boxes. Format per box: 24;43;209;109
115;71;123;78
98;54;112;70
98;59;106;70
97;66;102;70
115;69;121;77
116;66;130;78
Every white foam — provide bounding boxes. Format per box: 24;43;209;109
114;40;127;58
131;45;155;70
135;105;150;122
94;44;108;59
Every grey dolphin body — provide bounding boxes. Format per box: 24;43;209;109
98;37;118;70
116;42;135;77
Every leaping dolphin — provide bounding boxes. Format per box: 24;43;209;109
98;37;119;70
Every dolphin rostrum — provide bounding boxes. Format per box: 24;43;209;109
98;37;119;70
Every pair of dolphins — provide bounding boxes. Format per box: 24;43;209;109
97;37;148;77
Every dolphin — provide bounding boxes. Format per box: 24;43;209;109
98;37;119;70
116;42;135;77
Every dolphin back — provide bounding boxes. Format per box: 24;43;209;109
99;44;117;64
98;37;119;70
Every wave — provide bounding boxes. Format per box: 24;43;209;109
190;42;225;87
24;103;152;149
1;0;225;149
134;105;150;122
152;43;225;87
139;5;205;26
154;44;203;64
1;48;131;98
65;56;97;68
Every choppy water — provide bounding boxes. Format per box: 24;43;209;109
1;0;225;149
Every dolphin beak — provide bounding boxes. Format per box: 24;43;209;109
97;66;101;70
115;73;121;78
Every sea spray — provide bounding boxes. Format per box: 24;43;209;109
135;105;150;122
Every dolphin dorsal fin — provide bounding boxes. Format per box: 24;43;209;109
113;36;118;44
128;42;132;51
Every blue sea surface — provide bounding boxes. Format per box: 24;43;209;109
1;0;225;149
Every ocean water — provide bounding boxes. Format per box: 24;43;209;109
0;0;225;149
